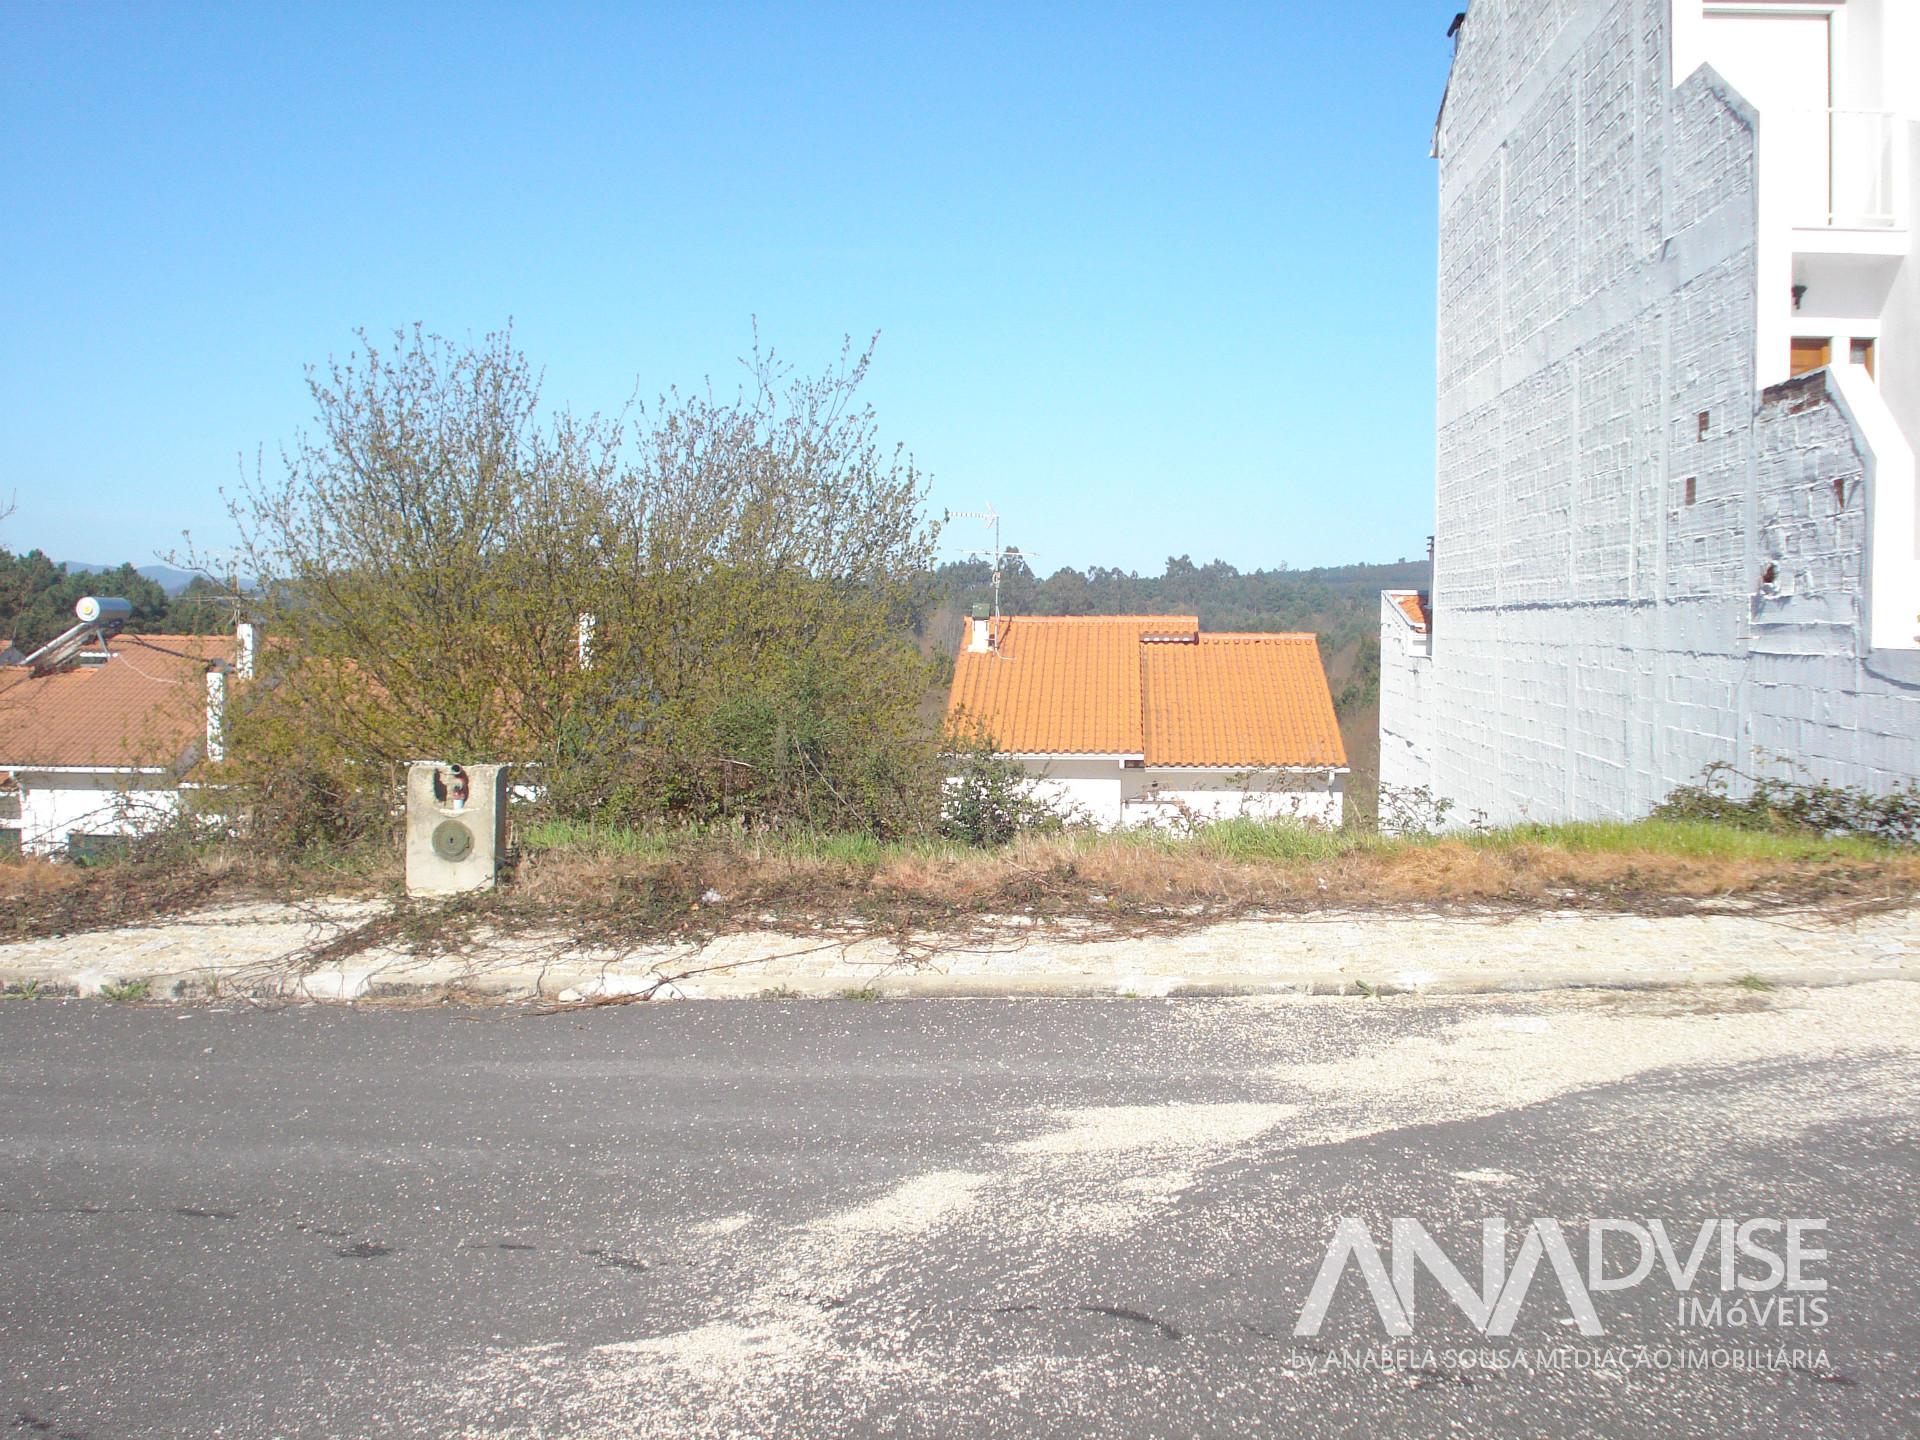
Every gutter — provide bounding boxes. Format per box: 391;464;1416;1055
0;764;175;776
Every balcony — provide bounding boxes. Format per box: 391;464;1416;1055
1784;108;1909;239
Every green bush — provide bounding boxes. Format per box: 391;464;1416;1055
205;325;944;848
939;735;1069;847
1654;761;1918;846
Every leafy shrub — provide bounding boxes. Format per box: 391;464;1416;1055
1655;761;1919;845
939;734;1068;847
200;325;944;844
1375;782;1486;837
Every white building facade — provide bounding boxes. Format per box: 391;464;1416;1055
0;768;189;858
1382;0;1920;825
1013;755;1346;830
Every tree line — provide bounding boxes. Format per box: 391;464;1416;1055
927;553;1426;709
3;327;1427;842
0;553;232;651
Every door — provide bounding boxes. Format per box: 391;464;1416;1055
1791;336;1832;376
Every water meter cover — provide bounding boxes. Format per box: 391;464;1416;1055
432;819;474;862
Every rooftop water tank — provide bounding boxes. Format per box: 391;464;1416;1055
75;596;133;625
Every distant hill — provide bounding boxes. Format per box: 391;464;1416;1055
59;561;203;596
2;552;232;648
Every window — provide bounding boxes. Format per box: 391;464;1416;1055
1684;476;1698;507
67;833;132;866
1791;337;1832;376
1849;337;1876;378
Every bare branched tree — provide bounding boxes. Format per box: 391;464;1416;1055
209;325;942;845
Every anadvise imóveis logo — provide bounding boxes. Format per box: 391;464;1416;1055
1291;1216;1830;1344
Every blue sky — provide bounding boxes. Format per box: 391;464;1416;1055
1;2;1449;577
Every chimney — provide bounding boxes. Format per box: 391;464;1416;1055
966;605;993;654
235;620;258;680
577;612;596;670
205;665;228;763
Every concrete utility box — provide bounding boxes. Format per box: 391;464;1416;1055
404;762;509;897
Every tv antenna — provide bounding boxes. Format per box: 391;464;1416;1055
944;504;1034;637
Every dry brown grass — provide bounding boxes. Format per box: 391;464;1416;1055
921;835;1920;918
3;823;1915;951
0;842;397;943
0;853;218;940
485;829;1920;953
0;857;88;903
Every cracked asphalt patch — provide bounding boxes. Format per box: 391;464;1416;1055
1;985;1916;1437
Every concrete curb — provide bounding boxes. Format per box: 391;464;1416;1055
4;901;1912;1007
2;963;1912;1006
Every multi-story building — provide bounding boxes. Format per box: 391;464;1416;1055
1382;0;1920;824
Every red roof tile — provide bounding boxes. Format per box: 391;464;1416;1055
1388;591;1430;633
0;634;234;769
1141;633;1347;768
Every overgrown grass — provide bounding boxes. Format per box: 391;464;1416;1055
4;812;1914;949
525;814;1902;869
522;818;975;866
496;812;1917;945
1465;818;1896;862
520;819;683;861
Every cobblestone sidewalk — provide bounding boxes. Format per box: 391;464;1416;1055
0;899;1912;1002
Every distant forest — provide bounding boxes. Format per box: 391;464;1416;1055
927;555;1433;815
0;550;230;653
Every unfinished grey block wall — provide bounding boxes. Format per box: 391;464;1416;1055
1386;0;1920;826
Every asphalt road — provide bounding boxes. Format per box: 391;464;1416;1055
2;984;1916;1438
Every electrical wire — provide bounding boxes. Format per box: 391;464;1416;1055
98;651;187;685
124;635;218;662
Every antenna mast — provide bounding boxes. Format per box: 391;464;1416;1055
944;503;1033;636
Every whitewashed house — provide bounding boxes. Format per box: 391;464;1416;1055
0;624;247;857
947;613;1347;827
1378;590;1433;805
1382;0;1920;826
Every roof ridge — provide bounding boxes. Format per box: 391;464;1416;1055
951;611;1345;768
1196;631;1316;641
111;632;232;643
997;613;1199;623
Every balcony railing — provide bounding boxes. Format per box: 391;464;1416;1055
1786;108;1908;230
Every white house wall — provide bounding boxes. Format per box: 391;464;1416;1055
6;772;181;856
1383;0;1920;828
1883;125;1920;446
1128;773;1343;828
1016;758;1342;830
1020;758;1131;829
1378;599;1433;808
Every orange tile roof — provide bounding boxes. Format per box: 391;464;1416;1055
1141;634;1346;768
948;616;1193;754
1389;590;1430;633
0;634;234;770
947;616;1346;769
